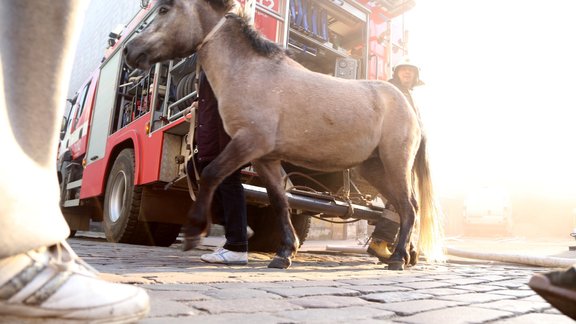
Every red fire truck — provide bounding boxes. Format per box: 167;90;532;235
57;0;414;250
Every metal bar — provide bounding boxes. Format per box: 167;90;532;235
242;183;382;221
255;4;285;22
167;91;196;121
169;58;187;73
161;61;174;120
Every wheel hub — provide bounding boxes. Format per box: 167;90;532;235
109;170;127;223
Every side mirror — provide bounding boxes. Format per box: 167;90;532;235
140;0;150;9
60;116;68;141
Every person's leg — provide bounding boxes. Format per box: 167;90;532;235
0;1;149;321
0;0;82;257
220;169;248;252
368;213;400;262
200;169;248;265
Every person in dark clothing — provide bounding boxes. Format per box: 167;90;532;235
367;58;424;263
191;71;249;265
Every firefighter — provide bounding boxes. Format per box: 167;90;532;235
388;57;424;108
367;58;424;264
190;71;250;265
0;1;149;321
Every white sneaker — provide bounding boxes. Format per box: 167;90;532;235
0;241;149;323
200;247;248;265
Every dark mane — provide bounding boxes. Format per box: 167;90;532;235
225;14;285;58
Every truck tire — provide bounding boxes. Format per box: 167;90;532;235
103;149;181;246
103;149;143;244
247;206;311;252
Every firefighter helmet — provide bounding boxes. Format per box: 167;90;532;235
392;57;424;87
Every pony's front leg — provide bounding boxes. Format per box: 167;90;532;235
182;163;220;251
253;159;298;269
182;133;262;251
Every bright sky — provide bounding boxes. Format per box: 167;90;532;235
405;0;576;200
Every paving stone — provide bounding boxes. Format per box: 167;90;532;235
287;280;350;287
499;269;537;277
147;289;214;301
518;294;547;303
371;299;464;315
488;279;529;288
541;306;561;313
362;291;433;303
471;299;551;314
496;313;575;323
288;295;372;308
140;313;290;324
338;278;398;286
201;288;283;300
438;292;514;304
346;284;411;294
443;278;490;286
141;283;213;291
469;274;510;281
188;298;303;314
399;306;512;324
416;287;469;296
382;276;432;283
488;289;536;297
262;286;360;298
456;284;503;292
425;274;469;280
207;281;291;289
147;298;196;318
277;306;394;323
397;280;455;290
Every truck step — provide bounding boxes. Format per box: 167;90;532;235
63;199;80;207
66;179;82;190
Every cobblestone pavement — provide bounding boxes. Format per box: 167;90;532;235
69;236;575;323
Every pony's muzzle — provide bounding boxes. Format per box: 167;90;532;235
123;43;150;70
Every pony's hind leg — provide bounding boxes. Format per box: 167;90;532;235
252;159;298;269
357;157;416;270
183;132;267;251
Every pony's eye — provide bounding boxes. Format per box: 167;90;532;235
158;7;169;14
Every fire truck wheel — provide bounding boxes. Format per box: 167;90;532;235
247;206;311;252
103;149;182;246
103;149;145;244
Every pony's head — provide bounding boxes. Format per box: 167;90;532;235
124;0;239;69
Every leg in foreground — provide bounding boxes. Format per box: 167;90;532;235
0;1;149;321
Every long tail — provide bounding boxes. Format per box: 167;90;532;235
414;135;446;262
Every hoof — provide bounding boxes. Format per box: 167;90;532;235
182;235;202;251
267;256;291;269
387;261;405;271
409;249;419;266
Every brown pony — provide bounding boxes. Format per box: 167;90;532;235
124;0;444;269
